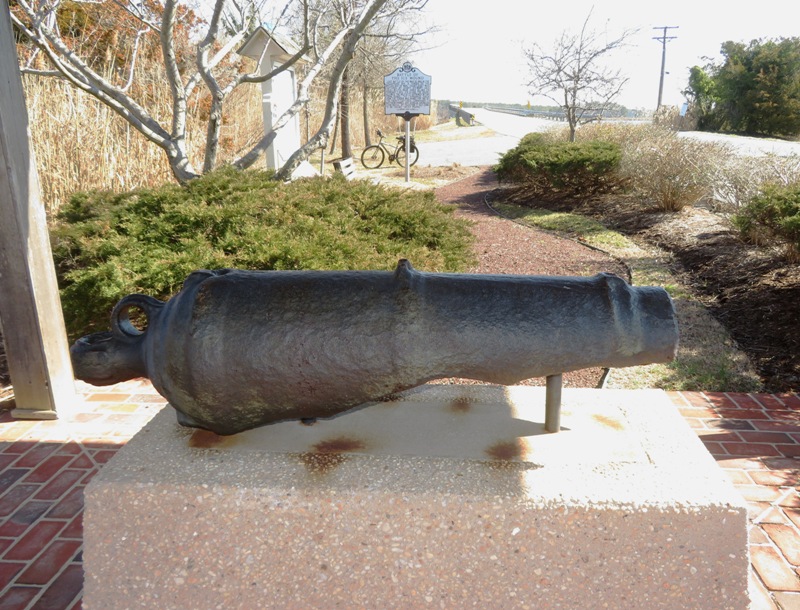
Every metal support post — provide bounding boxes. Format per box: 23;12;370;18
404;119;411;183
545;374;562;433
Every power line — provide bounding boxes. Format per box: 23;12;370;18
653;26;678;109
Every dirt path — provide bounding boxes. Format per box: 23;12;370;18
433;168;630;389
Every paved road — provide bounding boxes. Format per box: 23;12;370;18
418;109;555;167
676;129;800;156
418;108;800;168
415;134;518;167
466;109;557;140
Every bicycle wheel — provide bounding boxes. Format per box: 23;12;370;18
360;145;385;169
395;145;419;168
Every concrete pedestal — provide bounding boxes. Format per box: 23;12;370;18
84;387;748;609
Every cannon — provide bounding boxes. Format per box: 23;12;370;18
71;260;679;435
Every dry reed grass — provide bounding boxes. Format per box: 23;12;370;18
24;64;264;217
26;67;424;217
26;75;165;216
23;41;437;218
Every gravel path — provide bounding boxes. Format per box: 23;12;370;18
434;167;630;388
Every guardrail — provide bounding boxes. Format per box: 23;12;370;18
484;105;568;121
482;105;648;123
448;104;475;126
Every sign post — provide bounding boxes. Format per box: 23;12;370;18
383;62;431;183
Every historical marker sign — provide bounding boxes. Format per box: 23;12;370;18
384;62;431;118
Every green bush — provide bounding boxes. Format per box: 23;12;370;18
52;167;476;339
494;133;622;199
733;183;800;261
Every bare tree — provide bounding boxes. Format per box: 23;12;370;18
10;0;394;183
352;1;434;146
524;13;635;141
325;0;431;159
275;0;388;179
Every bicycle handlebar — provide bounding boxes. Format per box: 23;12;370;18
374;128;415;147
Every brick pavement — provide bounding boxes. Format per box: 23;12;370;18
0;380;165;610
669;390;800;609
1;383;798;609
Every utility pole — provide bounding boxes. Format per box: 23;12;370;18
653;26;678;109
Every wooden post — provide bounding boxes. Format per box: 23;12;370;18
0;1;77;419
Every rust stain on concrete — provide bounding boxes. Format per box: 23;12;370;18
188;429;233;449
300;437;368;475
448;396;474;413
313;437;367;454
299;452;348;474
592;414;624;431
485;439;525;461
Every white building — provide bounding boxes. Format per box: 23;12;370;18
237;28;310;172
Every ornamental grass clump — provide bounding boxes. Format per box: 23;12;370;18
706;152;800;213
52;167;475;339
616;125;724;212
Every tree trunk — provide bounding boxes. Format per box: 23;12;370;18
274;0;390;181
362;79;372;146
203;95;224;173
340;64;352;159
167;145;201;184
566;105;577;142
329;111;339;154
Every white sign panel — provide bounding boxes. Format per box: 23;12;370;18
384;62;431;117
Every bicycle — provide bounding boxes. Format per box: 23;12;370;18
360;129;419;169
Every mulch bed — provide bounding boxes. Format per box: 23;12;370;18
511;190;800;393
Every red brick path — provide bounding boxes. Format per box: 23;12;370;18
0;381;165;610
1;384;798;609
669;391;800;609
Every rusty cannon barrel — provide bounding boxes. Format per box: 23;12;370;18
71;260;678;435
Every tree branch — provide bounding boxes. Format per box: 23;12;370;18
120;28;148;93
232;16;353;170
271;0;389;179
160;0;187;140
12;0;198;180
109;0;162;34
196;0;227;172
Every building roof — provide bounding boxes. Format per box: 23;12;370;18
237;26;309;63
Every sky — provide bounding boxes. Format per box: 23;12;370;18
410;0;800;110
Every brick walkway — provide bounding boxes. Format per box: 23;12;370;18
668;391;800;610
0;384;798;609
